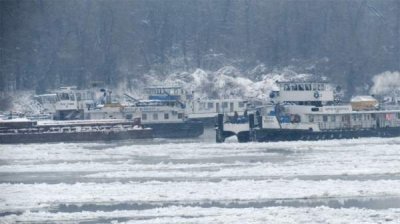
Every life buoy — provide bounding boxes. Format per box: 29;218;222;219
314;91;320;99
269;92;275;98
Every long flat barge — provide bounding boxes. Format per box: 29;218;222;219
0;119;152;144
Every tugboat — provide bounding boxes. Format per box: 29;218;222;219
33;86;204;139
126;86;204;138
216;81;400;143
0;85;206;144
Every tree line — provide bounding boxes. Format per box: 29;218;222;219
1;0;399;95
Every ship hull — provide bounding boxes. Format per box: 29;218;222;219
231;127;400;143
0;129;153;144
189;117;216;127
145;120;204;138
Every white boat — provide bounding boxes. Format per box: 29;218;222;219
216;81;400;142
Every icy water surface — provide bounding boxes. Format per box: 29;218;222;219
1;129;400;223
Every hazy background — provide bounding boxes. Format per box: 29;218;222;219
1;0;399;96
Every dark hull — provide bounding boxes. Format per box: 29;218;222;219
230;127;400;143
144;120;204;138
189;117;216;127
0;129;153;144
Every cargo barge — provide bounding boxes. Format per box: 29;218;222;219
0;119;152;144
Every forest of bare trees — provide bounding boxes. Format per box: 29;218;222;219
1;0;399;94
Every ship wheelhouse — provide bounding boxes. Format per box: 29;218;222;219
52;86;99;120
272;81;334;106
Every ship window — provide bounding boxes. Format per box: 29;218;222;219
178;113;183;119
222;102;228;108
88;92;94;100
207;102;214;109
352;114;362;121
323;115;328;122
239;102;245;108
298;84;305;91
291;84;298;91
126;114;133;120
59;93;69;100
164;113;169;119
153;113;158;120
330;116;336;122
397;113;400;119
318;84;325;91
142;114;147;120
309;115;314;122
76;93;82;101
312;84;317;91
284;84;290;91
311;108;319;112
305;84;311;91
69;94;75;101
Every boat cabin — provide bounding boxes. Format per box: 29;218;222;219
271;81;334;106
307;110;400;130
53;86;97;120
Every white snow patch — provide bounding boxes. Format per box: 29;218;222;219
370;71;400;95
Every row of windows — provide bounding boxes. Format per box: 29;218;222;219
142;113;183;120
201;101;245;109
309;113;400;122
283;83;326;91
57;92;94;101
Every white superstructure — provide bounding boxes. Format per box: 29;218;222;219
186;99;248;119
271;81;334;105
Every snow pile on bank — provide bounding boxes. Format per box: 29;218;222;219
5;91;43;114
5;65;320;111
133;65;316;100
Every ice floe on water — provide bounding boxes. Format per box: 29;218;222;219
1;136;400;223
2;206;400;224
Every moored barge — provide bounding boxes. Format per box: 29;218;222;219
0;119;152;144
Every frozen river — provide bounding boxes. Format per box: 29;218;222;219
1;129;400;223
